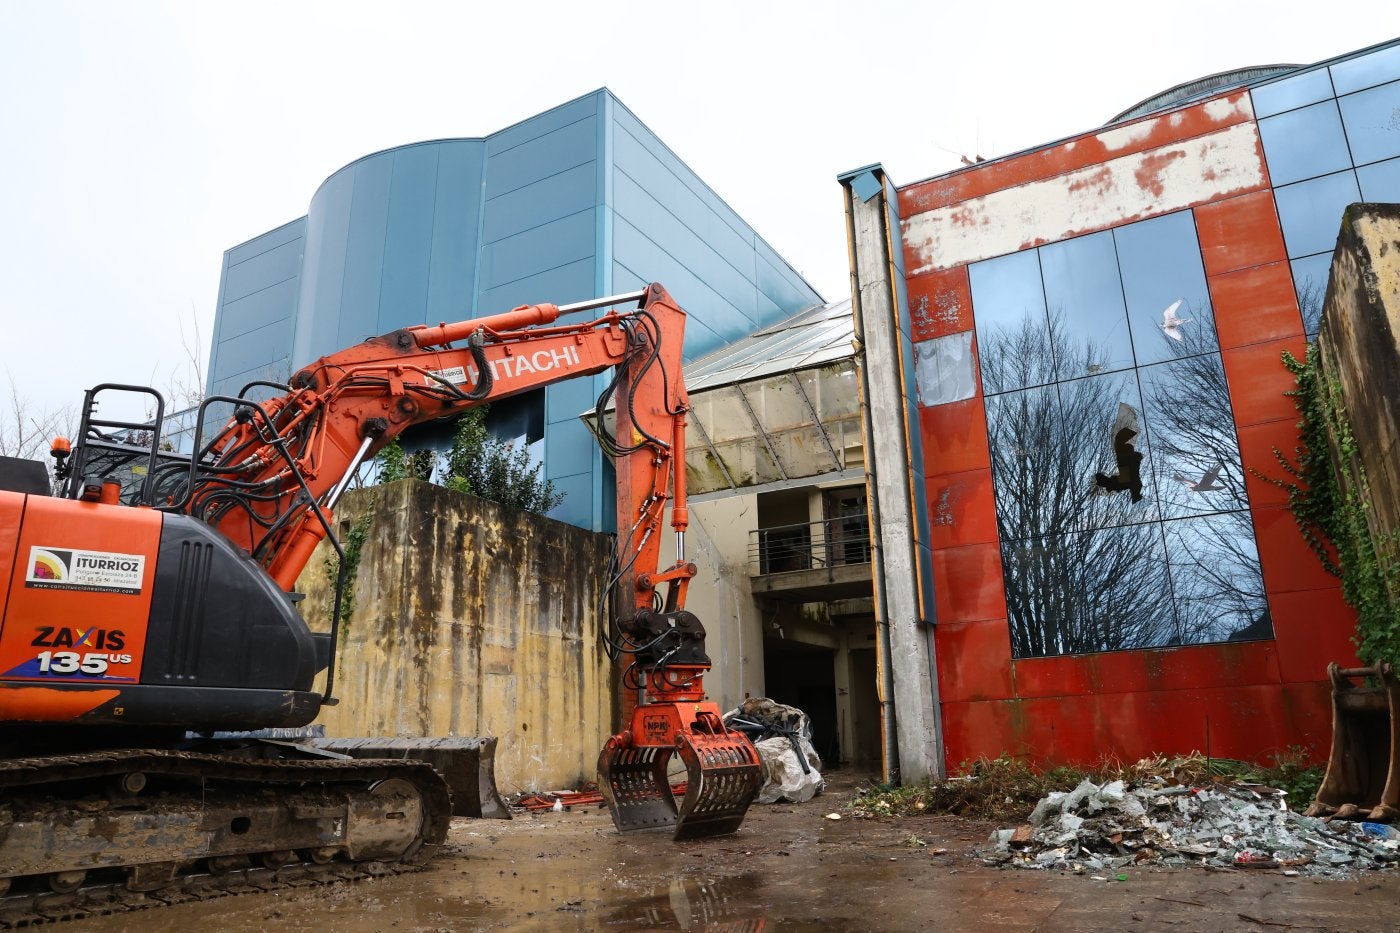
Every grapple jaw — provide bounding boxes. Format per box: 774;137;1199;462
598;700;762;841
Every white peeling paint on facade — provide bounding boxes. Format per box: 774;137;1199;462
1206;95;1253;122
903;121;1266;274
1098;120;1157;152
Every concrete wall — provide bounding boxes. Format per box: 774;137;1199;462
677;495;766;709
1319;202;1400;580
298;480;613;793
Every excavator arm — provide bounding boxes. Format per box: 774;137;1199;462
48;282;759;840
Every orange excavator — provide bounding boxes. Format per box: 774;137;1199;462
0;283;760;915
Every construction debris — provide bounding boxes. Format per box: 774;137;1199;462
725;698;825;804
986;770;1400;877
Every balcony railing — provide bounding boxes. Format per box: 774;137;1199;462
749;515;872;576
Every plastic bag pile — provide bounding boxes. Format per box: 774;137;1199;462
723;697;824;804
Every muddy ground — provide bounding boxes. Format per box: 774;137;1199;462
64;773;1400;932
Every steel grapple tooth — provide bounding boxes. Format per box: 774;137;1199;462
673;732;762;841
598;742;678;833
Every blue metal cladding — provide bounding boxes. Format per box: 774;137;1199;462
293;139;488;366
608;100;821;362
209;89;822;531
208;218;305;400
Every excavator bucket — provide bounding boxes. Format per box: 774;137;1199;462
599;730;762;840
1307;662;1400;822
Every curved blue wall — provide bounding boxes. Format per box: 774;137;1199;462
210;89;823;530
294;139;487;366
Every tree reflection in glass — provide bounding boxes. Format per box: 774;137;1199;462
980;307;1269;658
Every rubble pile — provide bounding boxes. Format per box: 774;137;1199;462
987;775;1400;877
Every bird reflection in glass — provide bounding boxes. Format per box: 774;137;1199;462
1173;463;1225;492
1160;299;1193;341
1094;402;1145;502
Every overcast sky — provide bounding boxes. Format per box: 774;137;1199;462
0;1;1392;426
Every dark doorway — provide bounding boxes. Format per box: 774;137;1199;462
823;487;870;566
762;639;839;767
847;646;881;769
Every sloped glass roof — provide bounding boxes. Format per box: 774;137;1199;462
685;298;855;393
586;298;863;495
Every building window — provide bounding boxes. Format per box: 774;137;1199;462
971;210;1269;658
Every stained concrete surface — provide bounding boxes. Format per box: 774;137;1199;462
65;774;1400;932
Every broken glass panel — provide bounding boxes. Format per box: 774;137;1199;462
914;331;976;406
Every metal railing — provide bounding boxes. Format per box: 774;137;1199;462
749;515;872;575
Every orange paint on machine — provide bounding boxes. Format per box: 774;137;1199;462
0;491;161;693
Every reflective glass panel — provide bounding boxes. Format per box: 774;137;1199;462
1358;156;1400;202
1164;512;1271;645
1039;232;1134;380
1114;211;1215;366
1138;354;1243;521
970;209;1268;659
1331;43;1400;96
1059;371;1160;528
914;331;976;406
1274;170;1362;258
1003;524;1178;658
1338;81;1400;166
986;385;1064;540
1251;67;1335;118
1257;101;1352;187
970;250;1051;394
1290;253;1333;335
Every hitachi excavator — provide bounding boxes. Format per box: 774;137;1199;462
0;283;761;918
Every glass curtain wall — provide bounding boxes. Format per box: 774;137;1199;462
1254;42;1400;333
971;210;1270;659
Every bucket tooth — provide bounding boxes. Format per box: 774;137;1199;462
672;732;762;841
598;741;678;833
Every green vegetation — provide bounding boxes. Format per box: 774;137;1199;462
848;751;1324;823
374;438;436;484
1266;343;1400;666
372;408;562;515
323;508;373;633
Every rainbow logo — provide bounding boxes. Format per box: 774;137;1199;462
28;548;70;582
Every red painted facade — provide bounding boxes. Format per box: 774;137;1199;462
897;89;1359;769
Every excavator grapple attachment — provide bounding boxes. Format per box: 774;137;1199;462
672;731;763;841
597;741;680;834
599;710;762;840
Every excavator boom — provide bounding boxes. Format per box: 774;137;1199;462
0;283;758;913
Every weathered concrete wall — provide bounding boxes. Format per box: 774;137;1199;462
1319;204;1400;579
298;480;613;793
675;496;766;708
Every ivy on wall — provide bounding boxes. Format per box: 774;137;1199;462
1265;343;1400;666
323;507;374;634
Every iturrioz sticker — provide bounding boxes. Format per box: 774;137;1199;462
25;546;145;595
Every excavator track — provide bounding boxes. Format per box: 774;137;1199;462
0;749;452;927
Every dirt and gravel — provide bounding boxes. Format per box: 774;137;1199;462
58;773;1400;932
